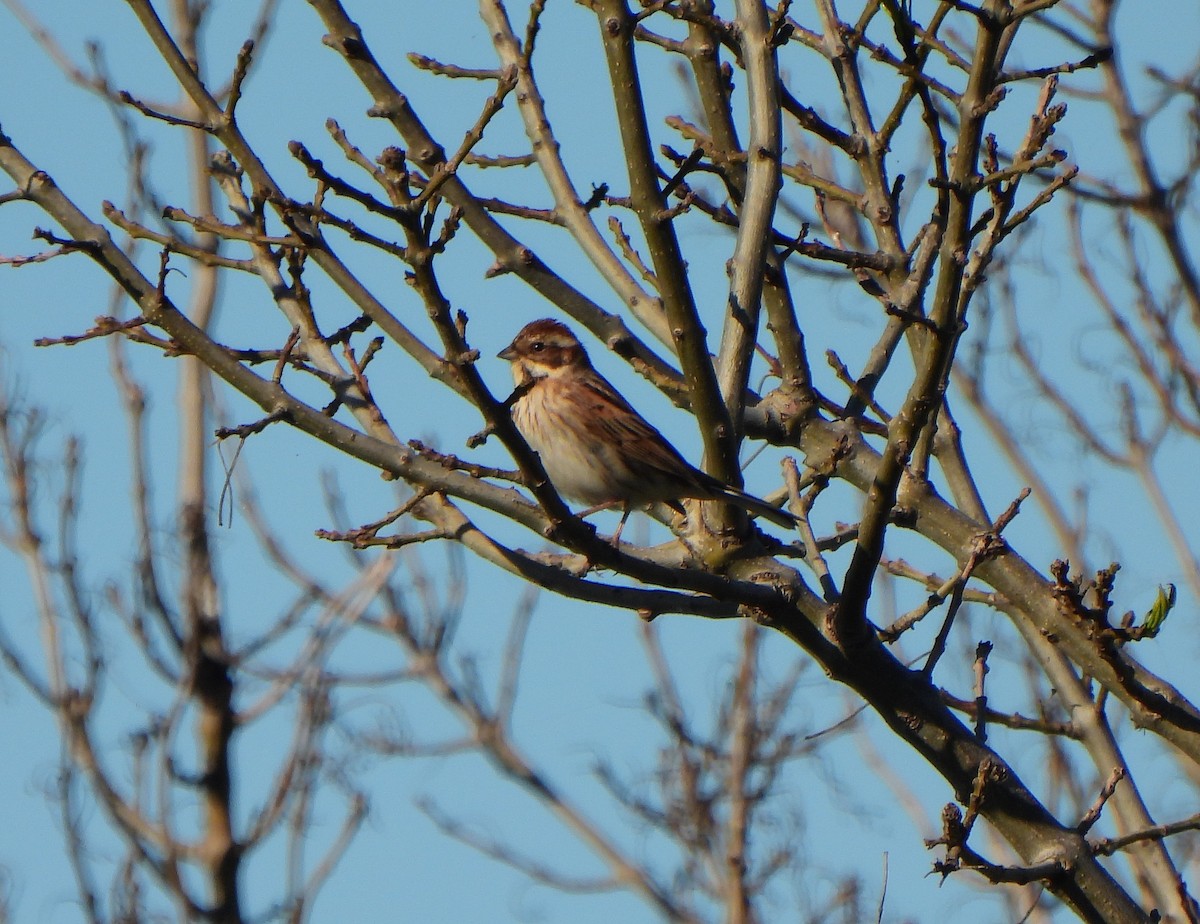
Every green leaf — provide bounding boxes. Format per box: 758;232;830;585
1141;584;1177;638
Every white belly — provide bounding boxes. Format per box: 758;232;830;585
511;379;630;505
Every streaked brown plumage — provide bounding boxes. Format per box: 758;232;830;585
497;319;795;531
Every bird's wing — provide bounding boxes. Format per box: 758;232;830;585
577;374;710;488
576;372;795;527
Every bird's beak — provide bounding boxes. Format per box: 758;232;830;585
497;342;517;361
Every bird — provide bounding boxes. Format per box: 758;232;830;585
497;318;795;539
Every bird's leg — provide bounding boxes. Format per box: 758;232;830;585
575;499;621;519
567;499;630;545
609;504;633;547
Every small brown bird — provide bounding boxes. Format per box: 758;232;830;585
498;319;795;536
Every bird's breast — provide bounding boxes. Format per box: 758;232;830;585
510;378;628;505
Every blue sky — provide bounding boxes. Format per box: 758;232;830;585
2;2;1199;922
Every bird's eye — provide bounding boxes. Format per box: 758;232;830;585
531;341;545;352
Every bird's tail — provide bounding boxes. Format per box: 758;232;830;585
719;485;797;529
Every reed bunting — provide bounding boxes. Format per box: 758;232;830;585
498;319;795;536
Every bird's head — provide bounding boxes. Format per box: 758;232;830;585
498;319;590;384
